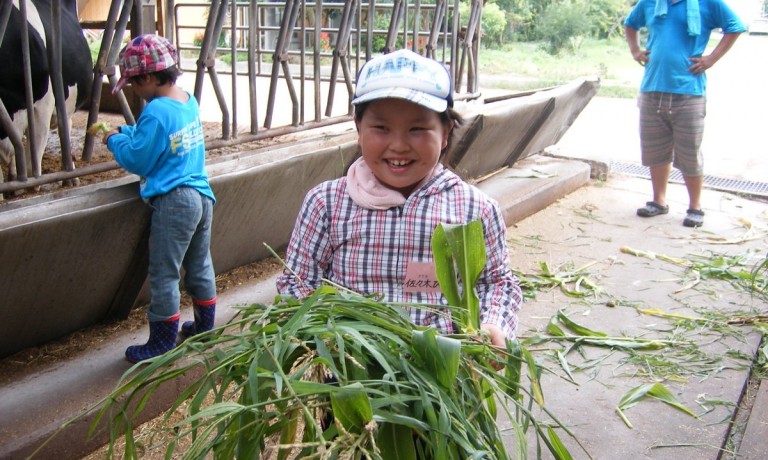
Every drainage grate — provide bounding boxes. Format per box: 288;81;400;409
610;161;768;198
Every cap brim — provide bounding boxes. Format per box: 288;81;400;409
352;87;448;113
112;77;129;95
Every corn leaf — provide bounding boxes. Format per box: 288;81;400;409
522;346;545;407
376;422;418;459
547;426;574;460
432;221;486;333
556;310;607;337
276;409;299;460
555;350;576;383
616;383;698;428
412;329;461;391
547;316;566;336
330;382;373;432
432;224;461;308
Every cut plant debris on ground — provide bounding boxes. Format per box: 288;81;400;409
506;175;767;459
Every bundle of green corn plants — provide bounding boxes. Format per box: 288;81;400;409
70;222;582;459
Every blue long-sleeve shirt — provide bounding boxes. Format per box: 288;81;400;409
107;92;215;203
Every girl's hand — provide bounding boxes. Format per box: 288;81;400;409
480;323;507;370
480;323;506;347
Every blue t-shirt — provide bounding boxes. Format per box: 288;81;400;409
624;0;745;96
107;92;215;203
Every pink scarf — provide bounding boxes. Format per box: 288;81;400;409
346;157;443;210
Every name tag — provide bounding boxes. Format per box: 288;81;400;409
403;261;442;293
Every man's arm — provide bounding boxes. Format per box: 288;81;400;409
688;33;742;75
625;26;650;66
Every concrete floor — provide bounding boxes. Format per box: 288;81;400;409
502;172;767;459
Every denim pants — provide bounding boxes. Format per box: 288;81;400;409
147;186;216;322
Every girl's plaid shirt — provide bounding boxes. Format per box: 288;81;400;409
276;168;522;338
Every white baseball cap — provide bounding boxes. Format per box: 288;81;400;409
352;49;453;113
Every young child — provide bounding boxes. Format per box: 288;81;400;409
102;34;217;363
276;49;522;345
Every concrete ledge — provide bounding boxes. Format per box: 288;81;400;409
479;155;591;225
0;155;591;460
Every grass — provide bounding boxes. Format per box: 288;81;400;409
476;37;641;98
475;34;727;98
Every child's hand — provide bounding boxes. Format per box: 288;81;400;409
480;323;507;371
480;323;506;348
102;128;120;145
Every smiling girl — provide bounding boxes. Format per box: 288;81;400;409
276;49;522;346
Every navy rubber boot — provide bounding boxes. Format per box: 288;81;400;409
125;317;179;363
180;299;216;340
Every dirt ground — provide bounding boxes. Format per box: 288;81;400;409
0;109;287;382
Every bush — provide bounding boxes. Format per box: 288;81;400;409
458;1;508;49
587;0;632;40
536;0;593;55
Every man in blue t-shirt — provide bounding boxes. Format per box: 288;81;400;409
624;0;745;227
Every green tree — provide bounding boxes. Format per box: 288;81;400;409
490;0;628;43
493;0;555;41
460;1;508;47
587;0;631;39
536;0;592;54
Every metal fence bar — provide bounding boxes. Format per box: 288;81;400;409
324;0;358;117
49;0;76;185
247;0;258;133
0;0;26;183
18;0;35;181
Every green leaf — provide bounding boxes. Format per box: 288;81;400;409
555;350;576;383
432;224;461;308
330;382;373;432
547;316;566;336
616;383;698;428
376;422;417;459
432;221;487;333
277;409;300;460
522;346;545;407
645;383;698;418
412;329;461;390
556;310;607;337
504;339;524;401
547;426;574;460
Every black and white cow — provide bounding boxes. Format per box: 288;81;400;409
0;0;92;185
